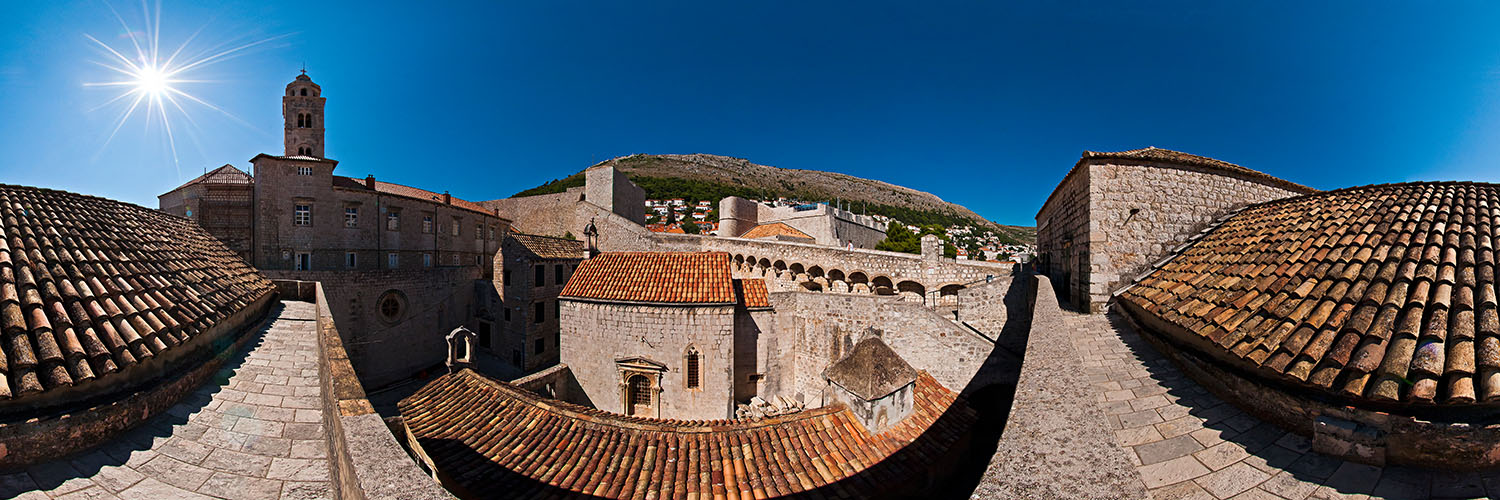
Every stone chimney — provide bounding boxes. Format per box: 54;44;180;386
443;191;452;205
364;175;375;189
445;326;477;374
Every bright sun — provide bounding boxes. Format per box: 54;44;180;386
133;65;170;96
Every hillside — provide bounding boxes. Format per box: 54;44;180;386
513;153;1036;244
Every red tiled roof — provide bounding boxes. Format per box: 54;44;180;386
740;222;813;240
397;369;973;500
1119;182;1500;407
560;252;735;304
1039;147;1318;218
0;184;274;400
735;278;770;308
330;176;495;217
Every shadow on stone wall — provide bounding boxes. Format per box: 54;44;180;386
931;268;1037;498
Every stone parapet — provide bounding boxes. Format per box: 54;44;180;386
280;279;454;500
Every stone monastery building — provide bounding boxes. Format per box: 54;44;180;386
7;69;1500;499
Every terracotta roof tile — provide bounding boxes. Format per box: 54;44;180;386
506;233;584;260
0;184;273;401
1120;181;1500;407
739;222;813;240
560;252;735;304
735;278;770;309
397;369;973;499
330;176;495;217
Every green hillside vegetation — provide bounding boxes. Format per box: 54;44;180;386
513;172;1032;241
875;224;957;258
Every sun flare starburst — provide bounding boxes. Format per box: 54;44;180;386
83;1;287;173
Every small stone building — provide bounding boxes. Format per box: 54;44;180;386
1035;147;1317;312
491;232;583;372
157;164;255;261
822;335;918;433
557;251;774;420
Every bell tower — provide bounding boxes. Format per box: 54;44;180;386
283;70;325;157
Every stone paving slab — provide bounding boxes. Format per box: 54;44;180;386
1069;310;1500;500
0;301;333;500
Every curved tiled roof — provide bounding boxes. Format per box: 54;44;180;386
1119;182;1500;407
159;165;253;195
0;185;273;401
560;252;735;304
398;369;972;500
740;222;813;240
1038;147;1318;218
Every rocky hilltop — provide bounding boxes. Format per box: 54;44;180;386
515;153;1036;243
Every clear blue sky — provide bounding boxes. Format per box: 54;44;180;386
3;2;1499;227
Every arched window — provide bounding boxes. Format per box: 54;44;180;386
684;347;700;389
627;374;651;415
296;114;304;128
300;88;307;96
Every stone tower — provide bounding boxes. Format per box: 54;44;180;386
283;71;325;157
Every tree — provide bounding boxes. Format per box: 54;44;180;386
563;231;576;240
875;224;921;254
681;220;701;234
665;209;677;225
645;214;661;225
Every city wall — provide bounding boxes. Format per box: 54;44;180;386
264;267;484;389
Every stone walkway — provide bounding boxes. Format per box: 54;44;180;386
0;301;332;500
1070;311;1500;500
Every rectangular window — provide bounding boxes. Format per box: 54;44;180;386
686;353;700;389
386;209;400;231
503;307;510;322
554;300;559;319
534;265;544;287
344;206;358;228
503;269;511;286
293;204;311;226
387;252;399;269
476;255;484;266
451;217;461;236
479;322;491;348
451;254;459;265
553;264;564;286
295;252;311;270
297;166;312;176
489;225;496;240
423;253;432;268
345;252;357;269
422;214;433;234
534;337;545;355
534;302;545;323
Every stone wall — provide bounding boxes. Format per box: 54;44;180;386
558;300;738;420
264;267;484;388
481;188;581;237
290;280;453;500
768;291;995;403
1035;161;1091;310
585;166;646;225
1037;158;1310;312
